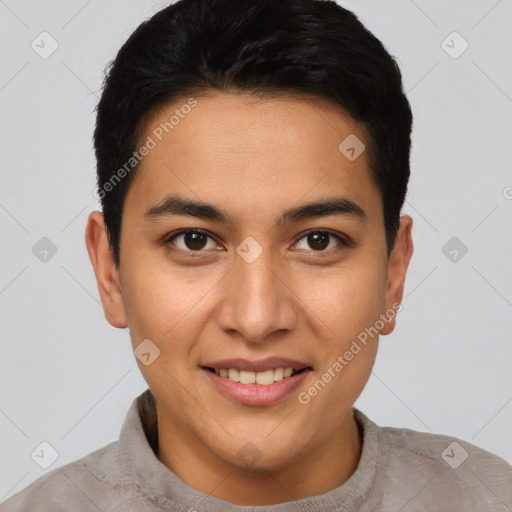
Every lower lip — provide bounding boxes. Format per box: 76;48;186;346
201;368;311;406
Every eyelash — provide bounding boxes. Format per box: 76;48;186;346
164;228;350;255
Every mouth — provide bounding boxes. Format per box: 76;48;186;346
200;358;313;406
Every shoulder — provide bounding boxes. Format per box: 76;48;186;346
382;421;512;476
368;415;512;510
0;441;130;512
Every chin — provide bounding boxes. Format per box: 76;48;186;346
211;430;310;472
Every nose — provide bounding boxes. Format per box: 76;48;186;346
215;247;298;343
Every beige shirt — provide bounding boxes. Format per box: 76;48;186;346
2;389;511;511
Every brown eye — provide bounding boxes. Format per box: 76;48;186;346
307;232;329;251
294;230;346;252
167;230;217;252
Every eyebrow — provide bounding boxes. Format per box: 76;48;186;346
143;194;367;227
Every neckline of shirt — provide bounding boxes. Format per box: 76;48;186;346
118;389;387;511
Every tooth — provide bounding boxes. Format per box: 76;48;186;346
273;368;284;381
216;367;300;383
239;370;256;384
256;369;274;385
228;368;240;382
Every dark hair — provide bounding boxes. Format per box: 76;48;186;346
93;0;413;268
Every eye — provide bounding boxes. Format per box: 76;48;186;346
293;230;347;252
164;228;350;256
166;229;219;252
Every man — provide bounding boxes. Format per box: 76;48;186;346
3;0;511;510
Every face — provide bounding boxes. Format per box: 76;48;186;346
86;92;413;475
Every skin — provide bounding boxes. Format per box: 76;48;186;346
85;92;413;505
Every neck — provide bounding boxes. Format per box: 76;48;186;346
156;409;363;506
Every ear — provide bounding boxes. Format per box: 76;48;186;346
379;214;414;335
85;210;128;328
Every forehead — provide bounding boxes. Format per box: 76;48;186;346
125;92;382;229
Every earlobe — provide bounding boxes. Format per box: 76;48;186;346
379;215;414;336
85;211;128;329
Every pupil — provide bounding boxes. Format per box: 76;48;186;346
309;232;329;251
185;232;206;250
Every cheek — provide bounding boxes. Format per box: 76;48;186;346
297;266;383;431
296;258;386;340
120;251;220;351
299;258;384;395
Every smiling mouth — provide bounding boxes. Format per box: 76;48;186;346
202;366;311;385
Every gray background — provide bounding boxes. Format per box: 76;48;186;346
1;0;511;501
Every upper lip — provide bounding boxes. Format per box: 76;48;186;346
202;357;312;373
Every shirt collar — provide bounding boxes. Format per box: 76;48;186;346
119;389;386;511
